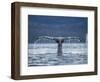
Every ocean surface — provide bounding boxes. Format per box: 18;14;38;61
28;43;88;66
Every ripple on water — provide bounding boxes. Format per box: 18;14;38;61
28;53;87;66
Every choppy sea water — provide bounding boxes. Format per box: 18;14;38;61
28;43;88;66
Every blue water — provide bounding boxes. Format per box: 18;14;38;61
28;43;87;66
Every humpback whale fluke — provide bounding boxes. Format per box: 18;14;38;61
36;36;80;56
